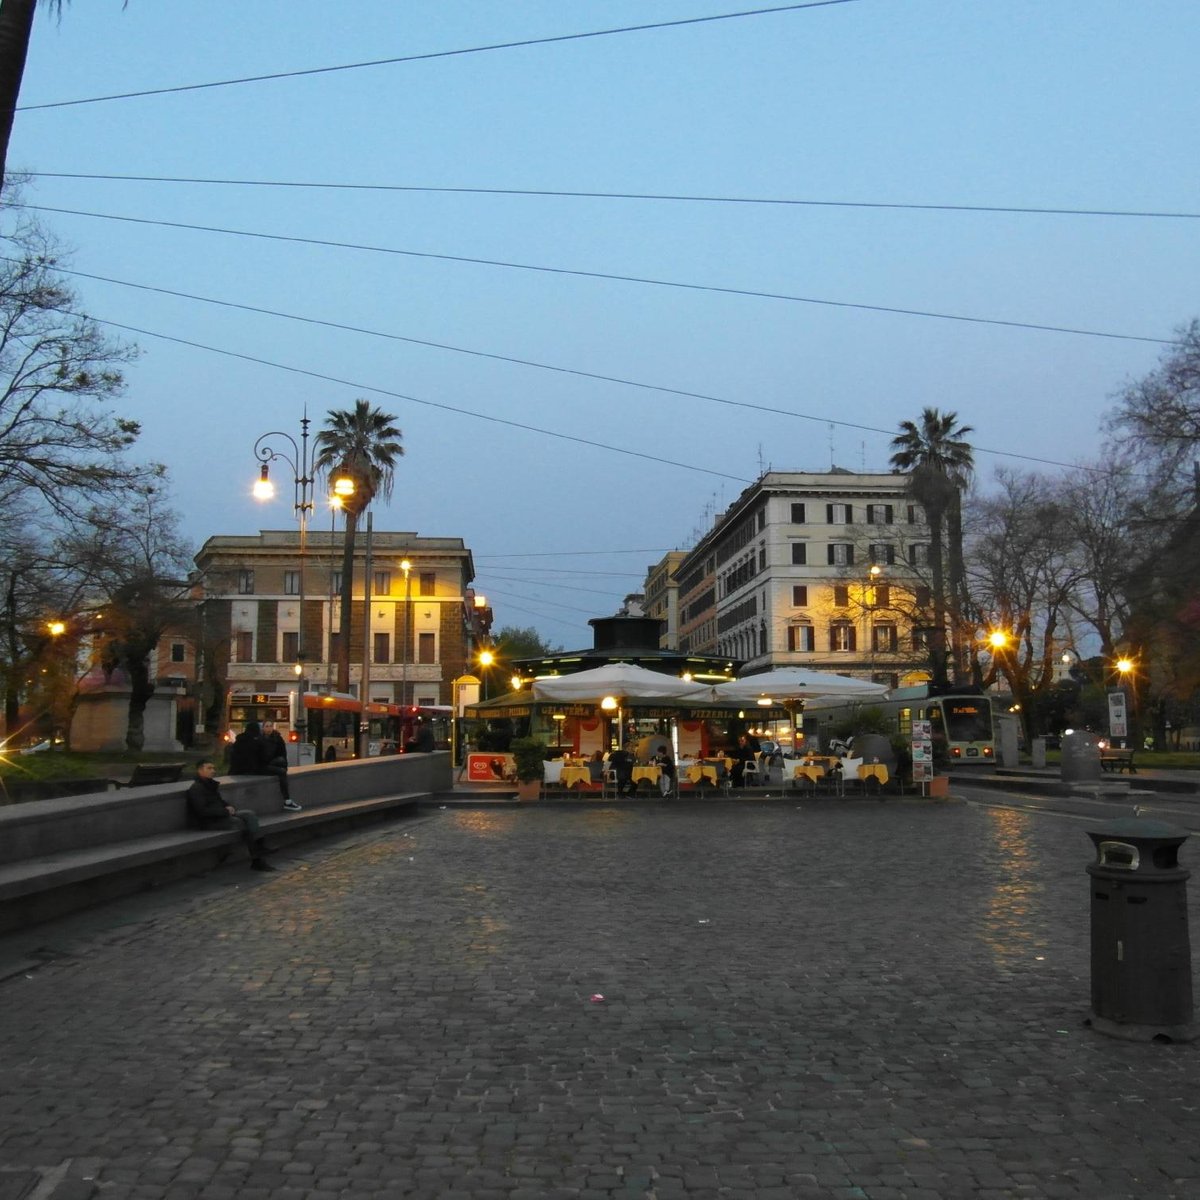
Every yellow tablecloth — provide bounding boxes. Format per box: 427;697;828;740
802;756;839;770
858;763;889;785
686;764;719;786
560;765;592;788
631;765;662;787
793;764;825;784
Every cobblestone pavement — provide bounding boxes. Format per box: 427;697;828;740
2;801;1199;1199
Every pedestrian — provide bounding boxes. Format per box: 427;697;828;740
260;720;301;810
185;760;275;871
229;721;302;811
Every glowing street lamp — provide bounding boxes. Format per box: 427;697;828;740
252;414;316;739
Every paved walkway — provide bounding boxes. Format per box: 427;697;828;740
1;801;1198;1199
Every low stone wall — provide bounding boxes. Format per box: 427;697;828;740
0;752;451;864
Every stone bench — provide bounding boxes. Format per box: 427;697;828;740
0;752;451;932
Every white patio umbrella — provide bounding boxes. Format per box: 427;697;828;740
531;663;701;748
687;668;889;705
531;662;701;702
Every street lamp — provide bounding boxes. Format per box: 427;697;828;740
252;413;315;739
478;648;496;700
400;558;412;707
865;564;883;680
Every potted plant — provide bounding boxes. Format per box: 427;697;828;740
510;736;546;802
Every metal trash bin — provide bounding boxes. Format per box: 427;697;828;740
1061;730;1102;782
1085;818;1196;1042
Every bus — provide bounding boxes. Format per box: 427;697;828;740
223;690;451;761
803;684;997;764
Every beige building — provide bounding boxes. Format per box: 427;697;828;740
194;529;487;710
669;470;932;684
643;551;686;649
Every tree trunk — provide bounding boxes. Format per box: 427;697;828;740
947;487;967;686
0;0;36;199
336;509;357;692
124;653;154;752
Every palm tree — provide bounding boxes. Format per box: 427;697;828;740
890;408;975;691
314;400;403;692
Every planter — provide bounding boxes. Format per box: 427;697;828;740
516;779;541;802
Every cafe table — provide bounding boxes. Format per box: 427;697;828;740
857;762;889;787
792;762;826;786
685;762;720;787
631;764;662;790
559;764;592;789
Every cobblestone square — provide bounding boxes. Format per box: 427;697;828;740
1;802;1198;1198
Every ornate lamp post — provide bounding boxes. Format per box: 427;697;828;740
252;413;315;739
400;558;412;706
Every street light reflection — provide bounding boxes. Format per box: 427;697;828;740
981;807;1048;968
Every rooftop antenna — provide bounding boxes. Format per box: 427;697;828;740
756;443;767;476
828;422;835;469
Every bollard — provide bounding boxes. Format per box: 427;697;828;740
1085;818;1196;1042
1061;730;1102;782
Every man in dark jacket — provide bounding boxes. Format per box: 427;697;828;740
185;760;274;871
260;720;300;810
229;721;301;811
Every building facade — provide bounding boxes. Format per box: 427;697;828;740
644;551;686;649
194;529;488;712
669;470;932;684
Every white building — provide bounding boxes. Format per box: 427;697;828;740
671;470;933;685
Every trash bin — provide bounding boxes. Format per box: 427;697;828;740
1061;730;1102;782
1085;818;1196;1042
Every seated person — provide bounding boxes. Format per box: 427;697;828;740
229;721;301;811
587;749;606;783
607;746;635;795
186;760;274;871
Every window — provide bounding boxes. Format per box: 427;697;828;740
872;624;898;653
373;571;392;596
418;631;435;663
328;631;343;662
331;571;343;593
170;642;186;663
907;504;926;524
831;622;856;652
787;624;814;652
914;585;932;607
282;631;299;661
758;546;766;570
909;544;930;566
867;503;894;525
828;543;854;566
790;502;806;524
791;585;808;607
283;570;300;596
418;572;435;597
833;584;849;607
869;584;890;609
757;509;766;530
791;542;807;565
373;632;390;662
826;502;851;524
869;544;896;565
237;569;254;595
912;628;932;651
235;631;254;662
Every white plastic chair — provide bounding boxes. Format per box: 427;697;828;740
839;757;863;796
541;759;563;797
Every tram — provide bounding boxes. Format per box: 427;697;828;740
803;684;997;764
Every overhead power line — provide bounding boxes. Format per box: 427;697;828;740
16;202;1173;347
18;1;858;112
36;257;1125;475
29;172;1199;222
73;309;752;484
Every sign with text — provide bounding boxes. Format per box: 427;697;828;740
1108;691;1128;739
467;752;514;782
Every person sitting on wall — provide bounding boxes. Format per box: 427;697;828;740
185;760;275;871
229;721;302;812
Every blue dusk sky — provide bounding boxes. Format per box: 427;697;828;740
10;1;1199;650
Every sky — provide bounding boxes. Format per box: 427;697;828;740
10;0;1199;651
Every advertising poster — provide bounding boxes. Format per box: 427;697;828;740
467;752;514;782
